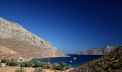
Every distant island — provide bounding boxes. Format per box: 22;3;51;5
77;45;121;55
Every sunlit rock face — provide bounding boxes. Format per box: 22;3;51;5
0;17;67;61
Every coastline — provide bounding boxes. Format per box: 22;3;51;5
33;55;70;59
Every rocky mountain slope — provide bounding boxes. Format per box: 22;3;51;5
71;46;122;72
0;17;67;61
77;45;120;55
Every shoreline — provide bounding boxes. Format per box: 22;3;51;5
33;56;70;59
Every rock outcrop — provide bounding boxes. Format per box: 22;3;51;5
0;17;67;61
77;45;120;55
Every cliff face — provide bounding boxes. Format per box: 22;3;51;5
77;46;120;55
0;17;67;61
71;46;122;72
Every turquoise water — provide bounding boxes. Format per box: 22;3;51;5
31;54;103;68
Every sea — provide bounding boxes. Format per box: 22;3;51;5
31;54;103;68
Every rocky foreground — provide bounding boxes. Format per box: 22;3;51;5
70;46;122;72
0;17;67;61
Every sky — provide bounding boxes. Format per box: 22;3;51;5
0;0;122;54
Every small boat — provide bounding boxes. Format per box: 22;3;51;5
73;57;77;60
70;60;72;63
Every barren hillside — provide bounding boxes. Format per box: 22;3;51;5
0;17;67;61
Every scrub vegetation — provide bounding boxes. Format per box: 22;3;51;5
70;47;122;72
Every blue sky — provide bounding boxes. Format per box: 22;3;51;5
0;0;122;54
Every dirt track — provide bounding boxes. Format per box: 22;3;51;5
0;67;61;72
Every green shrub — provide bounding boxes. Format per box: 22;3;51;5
60;62;66;70
20;62;26;67
34;61;42;67
15;68;26;72
20;62;33;67
66;64;72;69
53;62;71;70
6;59;11;65
1;59;18;66
1;59;9;63
52;62;68;70
52;63;61;70
42;63;51;69
34;61;51;69
8;60;19;66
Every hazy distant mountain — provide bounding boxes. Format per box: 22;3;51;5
77;45;120;55
0;17;67;61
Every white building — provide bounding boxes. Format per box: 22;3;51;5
0;63;6;67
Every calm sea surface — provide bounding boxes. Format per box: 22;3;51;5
31;54;103;68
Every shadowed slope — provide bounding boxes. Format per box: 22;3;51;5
71;46;122;72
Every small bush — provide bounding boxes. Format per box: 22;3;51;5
52;62;69;70
60;62;66;70
66;64;72;69
34;61;42;67
1;59;19;66
20;62;33;67
1;59;9;63
43;63;51;69
8;60;19;66
52;63;61;70
33;61;51;69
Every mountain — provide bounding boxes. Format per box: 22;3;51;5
70;46;122;72
0;17;67;61
77;45;120;55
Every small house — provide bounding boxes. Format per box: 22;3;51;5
0;63;6;67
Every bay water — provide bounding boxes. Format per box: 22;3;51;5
32;54;103;68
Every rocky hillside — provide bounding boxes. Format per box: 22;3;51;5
0;17;67;61
77;45;119;55
71;46;122;72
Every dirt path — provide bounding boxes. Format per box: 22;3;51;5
0;67;34;72
0;67;61;72
62;68;74;72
